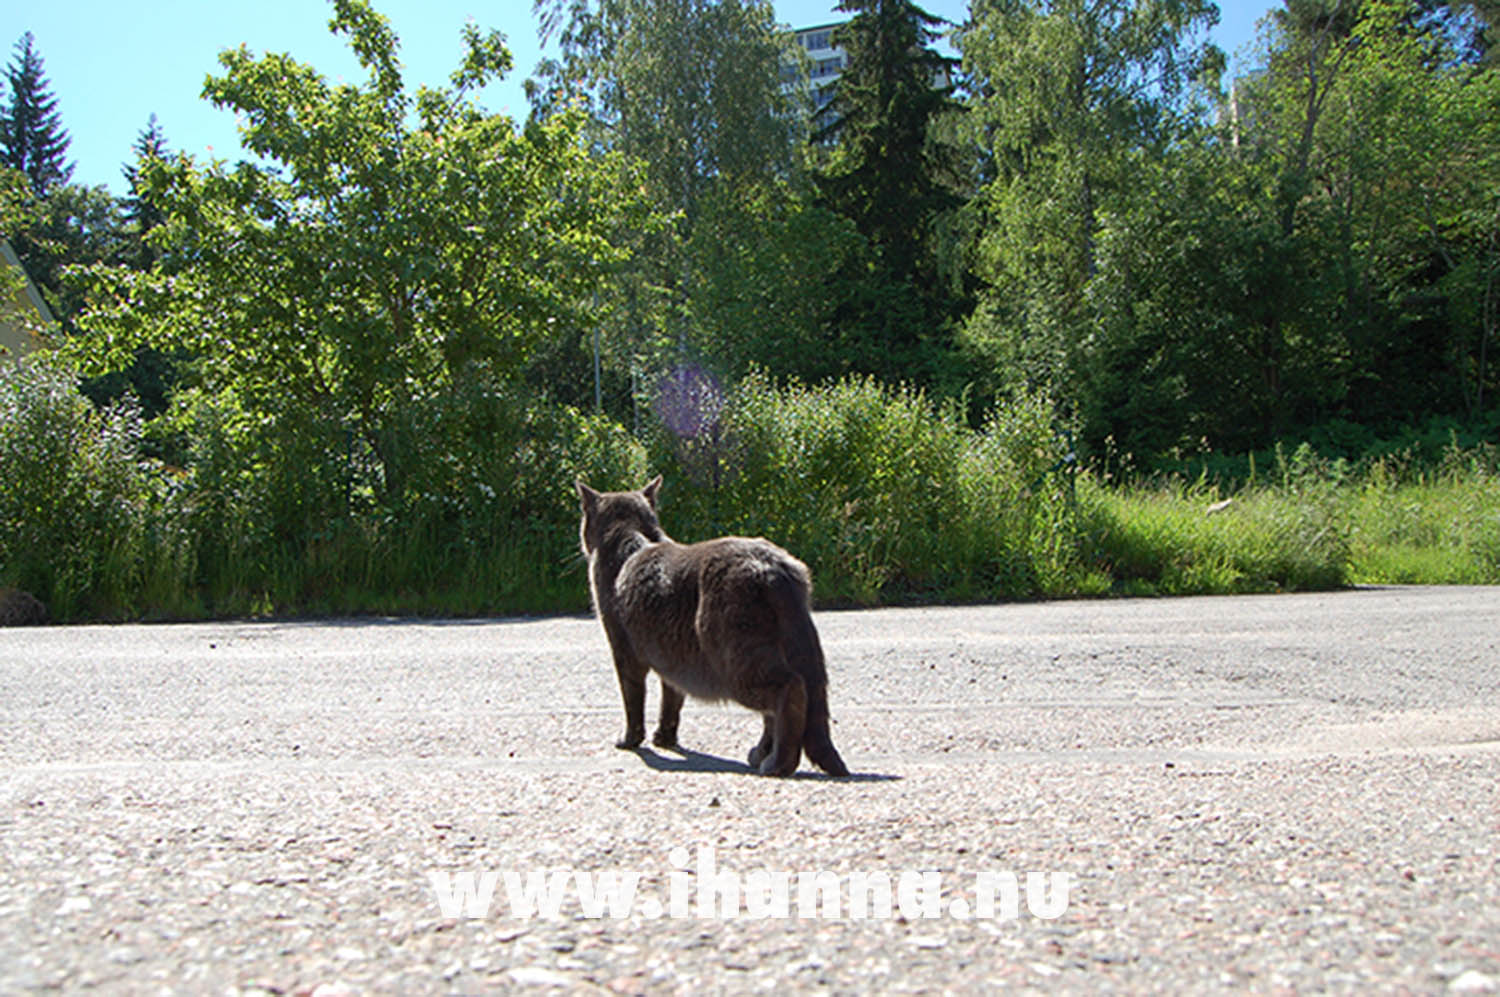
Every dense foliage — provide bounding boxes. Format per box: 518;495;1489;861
961;0;1500;459
1;0;1497;619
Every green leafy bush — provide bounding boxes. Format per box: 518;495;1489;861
645;372;1066;604
0;355;158;617
164;381;650;617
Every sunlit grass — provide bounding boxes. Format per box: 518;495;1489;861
1076;476;1350;596
1348;469;1500;585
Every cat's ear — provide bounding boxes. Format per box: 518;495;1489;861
576;480;600;511
642;475;663;509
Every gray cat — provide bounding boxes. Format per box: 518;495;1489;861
576;477;849;777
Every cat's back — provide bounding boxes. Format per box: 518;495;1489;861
614;534;809;612
688;535;810;597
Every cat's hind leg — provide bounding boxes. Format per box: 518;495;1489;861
748;714;774;769
725;638;807;776
734;666;805;777
653;680;684;748
760;674;807;776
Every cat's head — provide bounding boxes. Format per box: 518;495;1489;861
575;476;665;556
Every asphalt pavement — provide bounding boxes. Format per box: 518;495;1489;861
1;586;1497;993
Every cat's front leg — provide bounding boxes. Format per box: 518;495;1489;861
611;655;648;749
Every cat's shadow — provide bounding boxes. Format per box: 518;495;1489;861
630;745;899;782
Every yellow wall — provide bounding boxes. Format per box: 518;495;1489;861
0;239;52;362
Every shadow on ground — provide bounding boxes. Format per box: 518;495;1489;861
631;746;899;782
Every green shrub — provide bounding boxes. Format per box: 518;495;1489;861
644;371;1067;604
0;355;162;618
167;382;650;617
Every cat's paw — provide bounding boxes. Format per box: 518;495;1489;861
757;752;797;777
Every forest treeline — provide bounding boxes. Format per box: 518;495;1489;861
1;0;1497;619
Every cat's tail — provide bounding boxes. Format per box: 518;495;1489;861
803;675;850;777
776;578;849;777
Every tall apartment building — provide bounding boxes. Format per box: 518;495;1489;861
792;22;848;110
788;20;952;113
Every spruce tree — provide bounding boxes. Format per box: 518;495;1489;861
814;0;961;283
812;0;966;388
0;32;73;197
122;114;169;269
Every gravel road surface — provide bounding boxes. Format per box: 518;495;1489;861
2;586;1498;994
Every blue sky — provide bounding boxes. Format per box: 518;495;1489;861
10;1;1273;194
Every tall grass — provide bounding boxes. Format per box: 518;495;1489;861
1077;476;1350;596
0;357;1493;621
1348;447;1500;585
